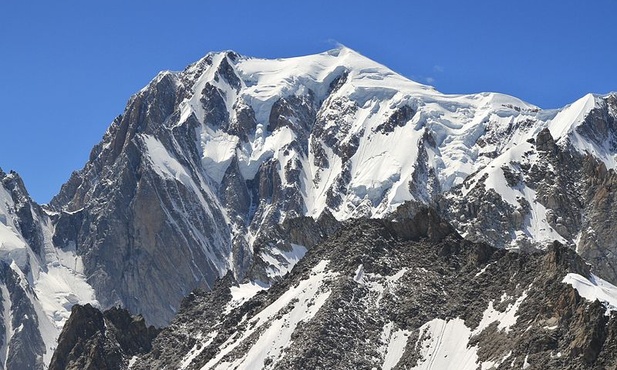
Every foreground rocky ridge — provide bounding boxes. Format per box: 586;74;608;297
52;210;617;369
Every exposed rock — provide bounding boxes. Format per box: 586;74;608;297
374;104;415;134
48;304;159;370
0;262;46;370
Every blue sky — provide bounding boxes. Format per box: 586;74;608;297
1;0;616;203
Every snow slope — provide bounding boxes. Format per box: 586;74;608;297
563;273;617;312
155;47;549;221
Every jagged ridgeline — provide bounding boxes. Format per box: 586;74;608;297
1;47;617;369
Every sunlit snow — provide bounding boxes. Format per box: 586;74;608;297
563;273;617;312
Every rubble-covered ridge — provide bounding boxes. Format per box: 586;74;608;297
53;210;617;370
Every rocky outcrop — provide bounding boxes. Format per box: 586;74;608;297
48;304;159;370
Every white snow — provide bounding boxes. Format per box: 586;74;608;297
128;356;139;369
563;273;617;312
174;46;554;224
0;283;13;369
548;93;597;140
473;290;529;335
411;318;478;370
33;258;98;331
548;93;617;170
142;48;615;258
0;187;28;269
475;262;495;277
199;128;239;184
381;322;412;370
142;133;233;276
0;180;99;367
236;125;296;181
259;243;307;279
143;134;193;184
224;281;269;314
2;48;615;370
179;331;218;370
0;223;28;269
353;264;365;283
409;315;518;370
381;292;528;369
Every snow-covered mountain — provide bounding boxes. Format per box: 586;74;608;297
1;46;617;368
49;46;617;326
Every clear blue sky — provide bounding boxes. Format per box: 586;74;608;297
1;0;616;203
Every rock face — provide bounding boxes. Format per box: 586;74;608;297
53;210;617;369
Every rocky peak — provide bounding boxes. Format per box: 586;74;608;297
3;48;617;369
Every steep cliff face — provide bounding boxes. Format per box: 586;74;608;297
52;210;617;370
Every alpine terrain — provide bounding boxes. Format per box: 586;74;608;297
1;47;617;369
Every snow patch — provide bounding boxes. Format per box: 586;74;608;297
548;93;597;140
563;273;617;312
381;322;412;370
473;290;529;335
224;281;269;314
143;135;192;184
259;243;307;279
179;331;218;370
198;128;239;184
